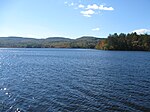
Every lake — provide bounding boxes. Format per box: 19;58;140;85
0;48;150;112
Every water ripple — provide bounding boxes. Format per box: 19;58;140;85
0;48;150;112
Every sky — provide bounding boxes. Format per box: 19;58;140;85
0;0;150;39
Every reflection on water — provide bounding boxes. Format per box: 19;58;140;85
0;48;150;112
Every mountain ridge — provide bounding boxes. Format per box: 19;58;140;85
0;36;102;48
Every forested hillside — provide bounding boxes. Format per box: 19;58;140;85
1;33;150;51
0;36;101;48
96;33;150;51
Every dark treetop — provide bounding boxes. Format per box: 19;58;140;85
96;33;150;51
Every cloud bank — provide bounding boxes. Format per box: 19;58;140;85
78;4;84;8
80;4;114;17
87;4;114;11
92;28;100;31
132;29;150;34
81;10;95;17
64;2;114;17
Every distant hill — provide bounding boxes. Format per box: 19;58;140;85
46;37;72;42
1;33;149;51
76;36;100;41
70;36;102;48
0;36;102;48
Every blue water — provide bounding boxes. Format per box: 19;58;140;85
0;48;150;112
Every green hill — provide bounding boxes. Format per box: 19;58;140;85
0;36;101;48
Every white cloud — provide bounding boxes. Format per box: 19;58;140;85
92;28;100;31
87;4;99;10
70;2;74;6
86;4;114;11
80;10;95;17
83;14;91;17
64;2;74;7
64;2;114;17
64;1;68;4
80;4;114;17
132;29;150;34
99;5;114;11
78;4;84;8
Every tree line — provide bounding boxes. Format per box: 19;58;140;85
95;33;150;51
0;33;150;51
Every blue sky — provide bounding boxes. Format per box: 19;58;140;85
0;0;150;39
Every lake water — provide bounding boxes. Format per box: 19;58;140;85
0;48;150;112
